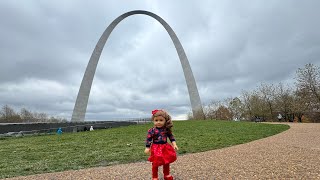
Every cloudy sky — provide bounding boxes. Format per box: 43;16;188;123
0;1;319;120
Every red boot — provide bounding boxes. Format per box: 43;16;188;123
164;175;173;180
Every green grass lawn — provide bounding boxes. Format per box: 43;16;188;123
0;120;289;178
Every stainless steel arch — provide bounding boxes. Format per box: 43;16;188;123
71;10;205;121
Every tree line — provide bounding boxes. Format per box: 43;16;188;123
189;63;320;123
0;105;67;123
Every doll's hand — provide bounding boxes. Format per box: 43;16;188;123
172;142;179;151
144;148;150;154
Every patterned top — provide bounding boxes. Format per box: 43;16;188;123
145;127;176;148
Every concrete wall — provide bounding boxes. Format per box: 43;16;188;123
0;121;137;135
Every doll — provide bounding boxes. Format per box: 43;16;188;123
145;109;178;180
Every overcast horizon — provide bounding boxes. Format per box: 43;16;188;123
1;1;320;120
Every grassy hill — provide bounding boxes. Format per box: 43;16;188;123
0;120;289;178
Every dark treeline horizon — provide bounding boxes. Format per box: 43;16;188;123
0;105;67;123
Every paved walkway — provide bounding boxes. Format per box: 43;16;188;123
6;123;320;179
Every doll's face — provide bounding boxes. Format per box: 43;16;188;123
153;116;166;128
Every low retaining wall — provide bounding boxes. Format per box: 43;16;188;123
0;121;137;135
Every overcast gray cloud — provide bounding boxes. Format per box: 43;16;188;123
1;0;319;120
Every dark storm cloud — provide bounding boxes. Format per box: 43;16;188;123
0;0;319;120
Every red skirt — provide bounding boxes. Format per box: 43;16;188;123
148;143;177;166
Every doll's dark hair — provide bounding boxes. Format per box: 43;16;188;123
151;109;173;130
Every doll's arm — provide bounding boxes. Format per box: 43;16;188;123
167;129;178;150
145;128;153;154
167;129;175;142
145;128;153;147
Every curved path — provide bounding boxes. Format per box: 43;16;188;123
7;123;320;179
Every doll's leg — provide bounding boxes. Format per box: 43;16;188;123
163;164;173;180
163;163;170;176
152;163;159;179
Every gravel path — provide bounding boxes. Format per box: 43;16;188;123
6;123;320;179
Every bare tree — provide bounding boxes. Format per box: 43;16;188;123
274;83;294;122
241;90;253;120
295;63;320;111
205;100;223;120
216;105;232;120
0;105;21;123
202;104;213;120
20;108;33;122
187;110;194;120
1;105;66;123
241;90;268;121
1;105;15;119
258;83;276;121
292;89;310;122
252;91;268;121
38;113;48;122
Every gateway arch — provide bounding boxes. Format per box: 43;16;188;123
71;10;205;122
